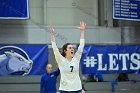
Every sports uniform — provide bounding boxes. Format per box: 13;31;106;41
52;39;85;92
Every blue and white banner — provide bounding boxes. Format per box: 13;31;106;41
0;0;29;19
113;0;140;21
0;44;48;76
79;45;140;74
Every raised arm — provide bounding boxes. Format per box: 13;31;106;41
50;24;62;64
75;21;86;60
53;68;60;77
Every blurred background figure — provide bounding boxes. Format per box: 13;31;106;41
116;73;129;82
40;64;60;93
87;73;103;82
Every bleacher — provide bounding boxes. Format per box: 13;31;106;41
0;76;40;93
0;74;140;93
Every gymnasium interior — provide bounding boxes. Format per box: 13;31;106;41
0;0;140;93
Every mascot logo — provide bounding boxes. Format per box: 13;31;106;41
0;46;33;76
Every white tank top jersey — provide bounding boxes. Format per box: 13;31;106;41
52;39;85;91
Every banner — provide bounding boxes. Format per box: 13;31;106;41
0;0;29;19
79;45;140;74
0;44;48;76
113;0;140;21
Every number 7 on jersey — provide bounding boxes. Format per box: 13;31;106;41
70;66;74;72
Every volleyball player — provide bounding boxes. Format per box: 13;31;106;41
50;22;86;93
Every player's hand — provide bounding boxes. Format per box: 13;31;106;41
50;24;55;41
50;24;54;36
79;21;86;32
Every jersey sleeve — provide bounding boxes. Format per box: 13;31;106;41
75;39;85;61
51;41;62;64
53;68;60;77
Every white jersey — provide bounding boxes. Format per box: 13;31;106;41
52;39;85;91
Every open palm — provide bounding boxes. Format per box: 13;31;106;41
50;24;54;36
79;21;86;31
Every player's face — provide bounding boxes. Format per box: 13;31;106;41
65;44;75;58
46;64;53;74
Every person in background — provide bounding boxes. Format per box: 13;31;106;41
116;73;129;82
40;64;60;93
87;72;103;82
